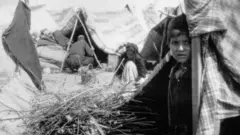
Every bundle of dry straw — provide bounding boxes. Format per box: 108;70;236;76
23;81;153;135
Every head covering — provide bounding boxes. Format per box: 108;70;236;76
167;14;189;44
125;43;138;53
78;35;85;40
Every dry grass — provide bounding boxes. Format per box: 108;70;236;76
22;71;153;135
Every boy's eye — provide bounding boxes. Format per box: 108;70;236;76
183;40;190;45
172;41;179;45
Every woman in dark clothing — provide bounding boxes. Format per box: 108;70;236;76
167;14;192;135
115;42;147;84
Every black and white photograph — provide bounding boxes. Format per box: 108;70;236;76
0;0;240;135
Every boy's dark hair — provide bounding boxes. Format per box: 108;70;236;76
167;14;189;45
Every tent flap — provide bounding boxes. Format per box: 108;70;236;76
185;0;240;134
2;1;42;90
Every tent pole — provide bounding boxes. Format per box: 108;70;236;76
60;19;78;72
75;12;102;68
192;37;201;135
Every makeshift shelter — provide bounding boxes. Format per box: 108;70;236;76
35;2;173;69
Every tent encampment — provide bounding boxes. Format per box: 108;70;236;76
7;0;240;135
33;1;178;68
0;0;180;134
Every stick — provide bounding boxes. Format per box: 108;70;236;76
135;52;171;96
113;58;125;77
75;12;102;68
109;58;125;86
152;42;160;57
158;10;176;18
60;19;78;72
90;116;105;135
192;37;201;135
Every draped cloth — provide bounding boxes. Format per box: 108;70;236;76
2;1;42;90
185;0;240;134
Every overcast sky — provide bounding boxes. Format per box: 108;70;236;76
0;0;180;30
0;0;179;11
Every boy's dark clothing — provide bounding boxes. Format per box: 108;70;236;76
168;62;192;135
64;39;94;71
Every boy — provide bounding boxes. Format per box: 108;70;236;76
167;14;192;135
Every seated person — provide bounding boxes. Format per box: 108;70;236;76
167;14;192;135
64;35;94;72
114;43;147;84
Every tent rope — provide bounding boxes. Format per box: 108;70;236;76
75;12;102;68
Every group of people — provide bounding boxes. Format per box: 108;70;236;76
37;13;192;134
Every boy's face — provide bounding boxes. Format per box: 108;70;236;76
169;34;191;63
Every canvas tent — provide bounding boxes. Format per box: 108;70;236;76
41;0;179;55
34;1;179;69
32;4;156;67
44;6;150;55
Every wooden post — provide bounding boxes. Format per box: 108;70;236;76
109;58;125;86
192;37;202;135
24;0;29;5
60;19;78;72
75;12;102;68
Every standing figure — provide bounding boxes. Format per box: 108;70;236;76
64;35;94;72
167;14;192;135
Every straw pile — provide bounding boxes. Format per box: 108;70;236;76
22;80;153;135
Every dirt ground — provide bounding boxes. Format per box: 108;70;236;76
43;69;114;93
